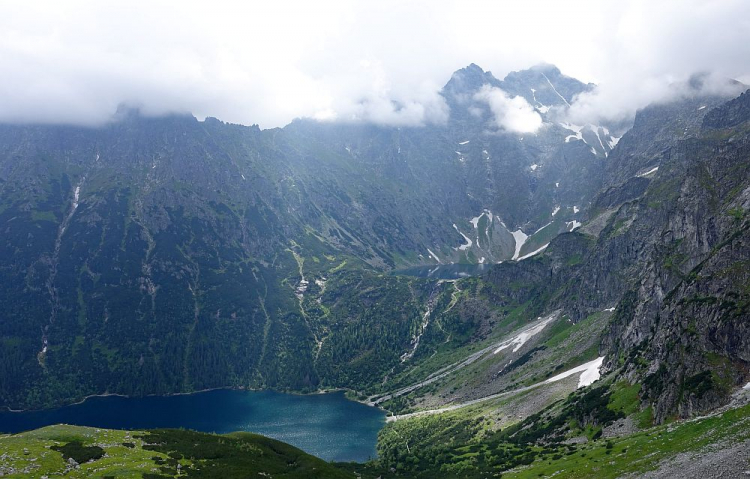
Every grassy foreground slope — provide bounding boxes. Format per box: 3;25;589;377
499;401;750;478
348;398;750;478
0;425;351;478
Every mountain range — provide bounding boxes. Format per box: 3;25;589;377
1;63;749;477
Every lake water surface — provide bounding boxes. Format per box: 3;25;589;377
0;389;385;462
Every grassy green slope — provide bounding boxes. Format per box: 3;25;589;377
0;425;352;478
502;400;750;478
352;391;750;478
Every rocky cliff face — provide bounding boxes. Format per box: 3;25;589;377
440;88;750;423
545;90;750;421
603;92;750;421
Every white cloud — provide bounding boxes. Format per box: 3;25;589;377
0;0;747;128
309;59;449;126
474;86;543;133
567;72;746;126
566;0;750;124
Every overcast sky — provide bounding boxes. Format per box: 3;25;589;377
1;0;749;128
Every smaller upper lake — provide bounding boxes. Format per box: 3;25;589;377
0;390;385;463
392;263;491;279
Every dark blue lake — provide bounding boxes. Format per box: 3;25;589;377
0;389;385;462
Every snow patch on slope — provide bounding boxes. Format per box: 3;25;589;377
452;224;473;251
468;209;498;251
534;222;553;235
593;127;607;157
566;220;582;231
542;72;570;106
561;122;584;143
72;186;81;210
637;166;659;177
511;229;528;260
546;356;605;388
494;314;556;354
517;243;549;261
427;249;441;263
561;123;619;155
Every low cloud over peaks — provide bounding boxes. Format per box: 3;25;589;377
566;71;748;126
0;1;748;129
474;86;543;134
311;61;449;126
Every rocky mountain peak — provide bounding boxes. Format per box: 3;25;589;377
528;62;562;74
440;62;594;125
499;63;593;110
441;63;502;99
111;103;197;127
703;88;750;129
112;103;145;121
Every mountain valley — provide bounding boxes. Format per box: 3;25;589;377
1;62;749;478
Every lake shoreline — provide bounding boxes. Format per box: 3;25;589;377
2;386;385;414
0;388;386;463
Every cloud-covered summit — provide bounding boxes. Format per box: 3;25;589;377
440;63;594;134
473;85;543;134
0;0;748;129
